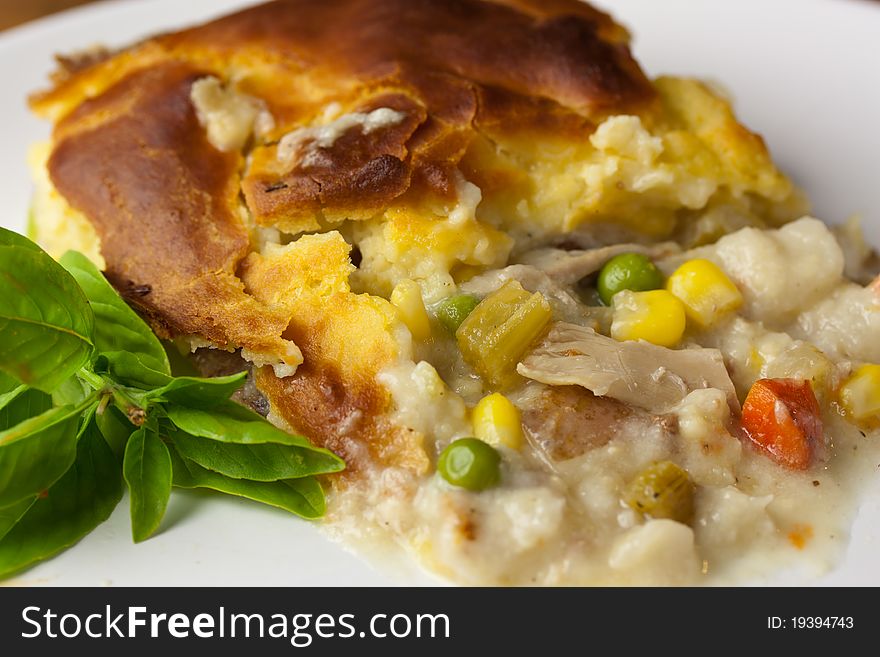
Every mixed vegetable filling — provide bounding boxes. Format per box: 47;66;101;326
385;225;880;539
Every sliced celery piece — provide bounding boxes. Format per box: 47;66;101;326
455;280;551;387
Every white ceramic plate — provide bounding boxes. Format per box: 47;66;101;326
1;0;878;586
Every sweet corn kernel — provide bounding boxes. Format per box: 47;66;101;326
390;279;431;341
472;393;524;450
839;364;880;423
610;289;686;348
666;258;743;329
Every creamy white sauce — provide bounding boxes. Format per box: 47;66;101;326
321;217;880;586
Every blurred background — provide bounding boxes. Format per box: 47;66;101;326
0;0;99;31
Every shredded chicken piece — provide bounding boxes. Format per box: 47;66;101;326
517;242;680;285
517;322;739;414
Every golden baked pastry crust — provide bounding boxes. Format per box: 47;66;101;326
28;0;800;476
31;0;656;326
46;62;291;351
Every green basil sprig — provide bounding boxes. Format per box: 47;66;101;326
0;228;344;578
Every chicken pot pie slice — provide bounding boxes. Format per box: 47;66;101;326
29;0;879;585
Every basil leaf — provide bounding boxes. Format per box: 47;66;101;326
0;372;26;411
169;448;325;519
0;242;95;392
0;372;52;429
172;429;343;481
98;352;171;390
0;416;123;578
0;402;87;508
0;387;53;431
167;401;341;456
123;426;172;542
0;496;35;542
145;372;246;409
51;374;93;406
60;251;170;376
85;355;165;417
95;405;134;459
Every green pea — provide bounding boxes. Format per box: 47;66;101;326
596;252;664;306
437;438;501;491
436;294;481;334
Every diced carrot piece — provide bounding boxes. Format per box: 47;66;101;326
741;378;823;470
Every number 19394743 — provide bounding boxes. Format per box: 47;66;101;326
767;617;854;630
